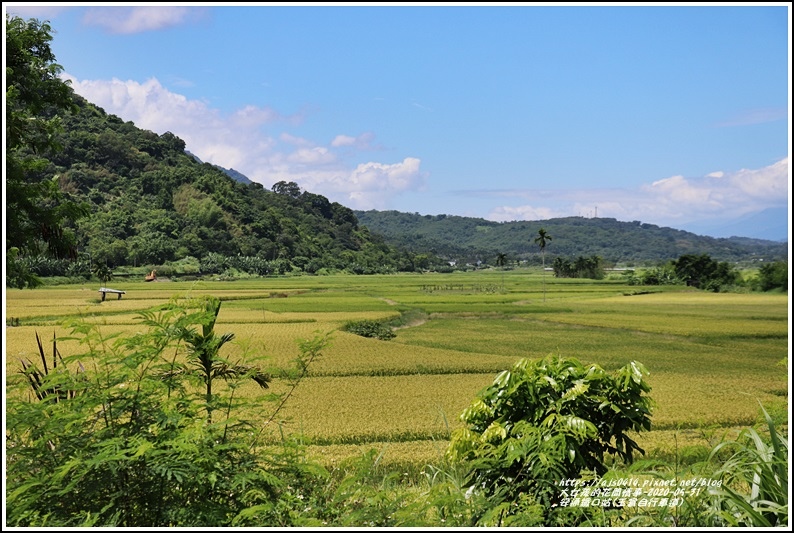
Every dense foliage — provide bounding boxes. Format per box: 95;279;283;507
341;319;397;340
6;297;330;527
757;260;789;291
553;255;605;279
447;356;654;524
44;95;407;272
671;253;740;292
623;264;680;286
5;15;91;287
354;210;788;265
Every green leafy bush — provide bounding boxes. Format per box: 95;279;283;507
447;355;654;523
757;260;788;292
623;264;681;286
341;319;396;340
672;253;739;292
6;296;331;527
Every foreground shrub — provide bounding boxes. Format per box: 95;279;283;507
6;296;331;527
623;403;788;528
447;355;654;524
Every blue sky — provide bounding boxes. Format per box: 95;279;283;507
5;3;791;239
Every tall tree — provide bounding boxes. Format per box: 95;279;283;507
672;253;738;292
5;15;89;287
534;228;552;302
495;252;507;290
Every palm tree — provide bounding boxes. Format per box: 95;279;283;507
178;296;270;423
534;228;552;302
496;252;507;290
91;262;113;284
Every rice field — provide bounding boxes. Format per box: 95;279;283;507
4;270;789;467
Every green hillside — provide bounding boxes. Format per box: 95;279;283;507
6;10;784;283
15;93;407;275
354;210;788;266
11;90;785;280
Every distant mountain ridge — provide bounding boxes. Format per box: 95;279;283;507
354;210;788;265
186;156;788;263
678;207;789;242
184;155;789;262
186;151;253;184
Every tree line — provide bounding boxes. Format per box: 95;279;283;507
548;252;786;293
354;210;788;266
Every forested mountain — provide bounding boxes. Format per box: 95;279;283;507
6;14;788;288
10;80;786;276
15;91;787;275
25;93;407;274
354;210;788;266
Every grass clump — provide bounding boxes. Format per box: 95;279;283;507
341;319;396;340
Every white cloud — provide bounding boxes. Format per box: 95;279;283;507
715;107;788;127
62;74;425;210
331;132;379;150
331;135;357;147
5;5;70;18
485;157;789;227
287;147;336;166
643;158;789;216
645;175;723;207
63;74;274;171
350;158;424;192
299;158;427;210
726;157;789;200
82;6;205;34
232;105;281;128
488;205;564;222
280;133;314;147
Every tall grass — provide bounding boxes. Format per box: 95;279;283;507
697;404;788;527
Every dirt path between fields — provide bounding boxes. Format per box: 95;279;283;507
378;298;428;330
393;317;428;330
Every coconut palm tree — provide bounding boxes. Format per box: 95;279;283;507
534;228;552;302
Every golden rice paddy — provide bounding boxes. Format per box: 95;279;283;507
5;271;788;466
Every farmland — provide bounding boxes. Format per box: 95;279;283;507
5;270;789;469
